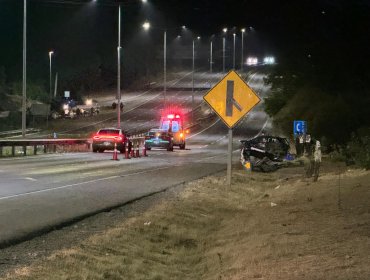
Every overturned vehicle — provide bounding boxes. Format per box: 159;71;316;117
240;135;290;172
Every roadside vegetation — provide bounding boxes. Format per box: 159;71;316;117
2;160;370;279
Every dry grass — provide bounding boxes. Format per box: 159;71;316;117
3;162;370;280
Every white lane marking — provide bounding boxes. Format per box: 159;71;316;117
24;177;37;182
187;119;221;139
0;166;172;201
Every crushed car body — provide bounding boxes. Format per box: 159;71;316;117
240;135;290;172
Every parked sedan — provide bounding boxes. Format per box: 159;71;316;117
144;129;174;151
92;128;131;153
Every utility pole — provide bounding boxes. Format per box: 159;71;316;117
22;0;27;138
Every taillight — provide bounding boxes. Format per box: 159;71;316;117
114;136;123;141
93;135;100;140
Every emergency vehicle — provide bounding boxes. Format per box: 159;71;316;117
159;113;187;150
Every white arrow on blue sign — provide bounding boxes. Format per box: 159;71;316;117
293;120;307;135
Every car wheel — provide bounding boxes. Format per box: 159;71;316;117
167;144;174;152
179;143;186;150
98;149;104;153
92;147;98;153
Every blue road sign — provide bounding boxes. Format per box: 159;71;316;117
293;120;307;135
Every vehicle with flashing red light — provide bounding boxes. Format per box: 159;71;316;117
92;128;131;153
144;129;174;151
159;113;187;150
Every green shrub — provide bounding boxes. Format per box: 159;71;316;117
346;127;370;169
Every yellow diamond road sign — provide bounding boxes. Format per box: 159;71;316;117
203;70;261;128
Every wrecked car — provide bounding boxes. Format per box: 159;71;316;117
240;135;290;172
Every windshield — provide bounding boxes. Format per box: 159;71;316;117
98;129;120;135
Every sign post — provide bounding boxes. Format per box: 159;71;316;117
204;70;260;185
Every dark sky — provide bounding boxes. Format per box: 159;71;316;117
1;0;369;83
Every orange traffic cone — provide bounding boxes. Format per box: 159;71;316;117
112;142;119;161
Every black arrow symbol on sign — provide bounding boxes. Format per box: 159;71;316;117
226;80;243;117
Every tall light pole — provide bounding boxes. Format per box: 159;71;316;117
233;33;236;69
49;51;54;100
142;22;167;107
192;36;200;122
210;40;213;73
241;28;245;71
222;28;227;73
164;30;167;106
116;4;122;129
22;0;27;138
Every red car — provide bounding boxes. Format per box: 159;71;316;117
92;128;131;153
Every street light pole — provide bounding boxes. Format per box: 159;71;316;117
192;39;195;122
117;4;122;129
49;51;54;100
233;33;236;69
241;29;246;71
22;0;27;138
222;37;225;73
210;40;213;73
222;28;227;73
164;30;167;107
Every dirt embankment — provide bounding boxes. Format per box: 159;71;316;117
1;160;369;279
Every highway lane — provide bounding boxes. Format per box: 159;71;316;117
0;70;270;247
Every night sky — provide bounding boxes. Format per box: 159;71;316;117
1;0;369;84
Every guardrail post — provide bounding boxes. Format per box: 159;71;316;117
53;144;57;153
0;146;3;157
34;145;37;155
12;146;15;157
44;145;47;154
23;145;27;156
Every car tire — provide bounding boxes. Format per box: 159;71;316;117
179;143;186;150
98;149;104;153
92;147;98;153
167;144;174;152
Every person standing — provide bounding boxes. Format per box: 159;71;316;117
313;140;322;182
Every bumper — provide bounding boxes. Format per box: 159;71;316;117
145;140;170;149
92;141;125;151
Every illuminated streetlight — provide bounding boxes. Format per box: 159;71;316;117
142;21;170;106
142;21;150;30
192;36;201;121
222;28;227;73
233;33;236;69
49;51;54;100
241;28;246;71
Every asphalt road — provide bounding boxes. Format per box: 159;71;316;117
0;70;271;247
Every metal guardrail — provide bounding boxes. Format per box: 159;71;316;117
0;128;40;138
0;139;89;157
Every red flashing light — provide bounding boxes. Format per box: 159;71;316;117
175;114;180;119
167;114;175;119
